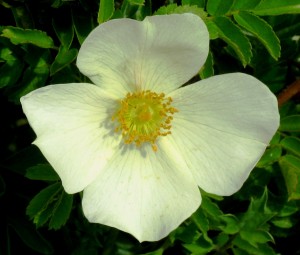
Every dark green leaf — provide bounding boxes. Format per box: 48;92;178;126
207;0;234;16
183;236;213;253
256;146;282;167
52;11;74;49
199;51;214;79
240;230;274;246
26;183;62;220
50;46;78;75
233;235;277;255
279;115;300;132
72;10;94;44
8;217;53;254
230;0;262;11
281;137;300;157
252;0;300;15
98;0;115;24
191;208;209;233
26;164;60;181
213;16;252;66
49;191;73;230
279;155;300;200
0;174;5;197
234;12;280;60
0;58;24;88
1;27;54;48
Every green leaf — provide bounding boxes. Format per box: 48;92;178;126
52;11;74;49
271;216;296;229
256;146;282;168
279;115;300;132
240;230;274;246
1;27;54;48
26;183;62;221
281;137;300;157
9;49;49;102
127;0;144;5
206;20;219;39
219;214;240;234
98;0;115;24
201;196;223;218
72;10;94;44
49;191;73;230
50;46;78;75
234;12;280;60
279;155;300;200
26;164;60;181
0;58;24;88
154;4;207;20
183;236;214;254
230;0;262;11
8;217;54;254
206;0;234;16
199;51;214;79
252;0;300;15
213;16;252;66
191;208;209;234
182;0;205;8
233;235;277;255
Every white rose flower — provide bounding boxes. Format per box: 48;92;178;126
21;13;279;242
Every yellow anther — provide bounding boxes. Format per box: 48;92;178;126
112;90;178;151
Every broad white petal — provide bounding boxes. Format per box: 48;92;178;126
21;83;121;194
82;144;200;242
77;14;209;97
167;73;279;195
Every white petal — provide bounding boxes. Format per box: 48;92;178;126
82;144;200;242
167;73;279;195
77;14;209;96
21;83;120;194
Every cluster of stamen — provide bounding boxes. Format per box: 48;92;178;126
112;90;178;151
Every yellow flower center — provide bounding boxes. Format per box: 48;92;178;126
112;90;178;151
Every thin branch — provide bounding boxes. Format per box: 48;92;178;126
277;80;300;107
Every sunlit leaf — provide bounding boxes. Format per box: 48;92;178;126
98;0;115;24
234;12;280;60
206;0;234;16
154;4;207;20
1;27;54;48
213;16;252;66
252;0;300;15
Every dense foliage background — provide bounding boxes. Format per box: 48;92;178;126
0;0;300;254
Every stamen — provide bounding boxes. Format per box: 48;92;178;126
112;90;178;151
